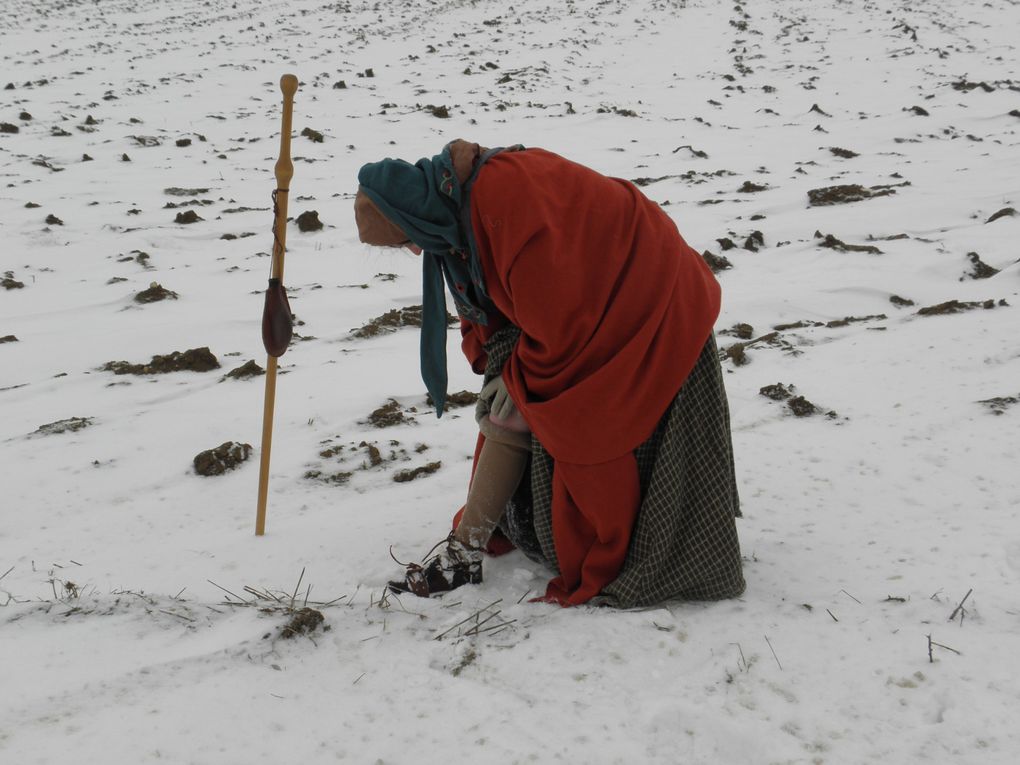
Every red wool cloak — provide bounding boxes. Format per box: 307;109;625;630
459;148;720;605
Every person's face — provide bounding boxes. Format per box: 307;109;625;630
354;189;420;254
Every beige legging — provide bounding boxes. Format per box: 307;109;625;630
454;416;531;549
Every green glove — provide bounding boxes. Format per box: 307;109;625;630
480;375;517;421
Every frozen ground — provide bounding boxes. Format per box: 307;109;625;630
1;0;1019;762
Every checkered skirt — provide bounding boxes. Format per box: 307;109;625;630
480;326;745;608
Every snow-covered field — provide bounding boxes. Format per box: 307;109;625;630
2;0;1019;762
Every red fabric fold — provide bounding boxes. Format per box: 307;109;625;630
460;148;721;605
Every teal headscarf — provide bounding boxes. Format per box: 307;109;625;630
358;143;494;416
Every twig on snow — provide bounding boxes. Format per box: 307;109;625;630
927;633;962;662
160;609;196;623
434;598;503;640
207;579;249;604
948;588;973;624
764;634;783;670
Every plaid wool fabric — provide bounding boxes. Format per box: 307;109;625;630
479;327;745;608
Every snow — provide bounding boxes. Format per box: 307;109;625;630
2;0;1019;762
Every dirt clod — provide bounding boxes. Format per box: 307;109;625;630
427;390;479;411
702;250;733;273
826;314;887;328
2;272;25;290
34;417;94;436
104;347;220;375
193;441;252;476
359;441;384;467
134;282;178;303
301;127;324;143
787;396;818;417
738;180;768;193
964;252;999;280
165;187;209;196
175;210;202;224
45;214;63;226
393;461;442;482
353;305;456;338
916;299;999;316
724;342;748;366
977;395;1019;415
304;469;353;485
0;122;19;134
0;334;18;343
985;207;1016;224
759;383;793;401
807;184;897;207
727;323;754;340
296;210;323;232
829;147;859;159
224;360;265;380
281;608;325;639
890;295;915;307
366;399;414;428
816;232;882;254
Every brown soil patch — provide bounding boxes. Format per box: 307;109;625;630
759;383;792;401
304;469;353;485
916;299;1004;316
773;320;823;331
352;305;457;338
724;323;754;339
134;282;178;303
3;272;25;289
175;210;202;224
34;417;94;436
281;608;325;639
224;360;265;380
365;399;415;428
297;210;323;232
889;295;915;307
0;334;18;343
723;342;748;366
194;441;252;476
816;232;883;254
977;395;1019;415
427;389;479;411
301;127;324;143
807;184;900;206
787;396;818;417
826;314;887;328
985;207;1016;224
964;252;999;280
701;250;733;273
104;347;220;375
393;461;442;483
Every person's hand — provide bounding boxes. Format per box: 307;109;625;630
480;375;516;420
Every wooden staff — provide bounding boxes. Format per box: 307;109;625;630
255;73;299;536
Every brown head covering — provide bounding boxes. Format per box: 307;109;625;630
354;189;409;246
